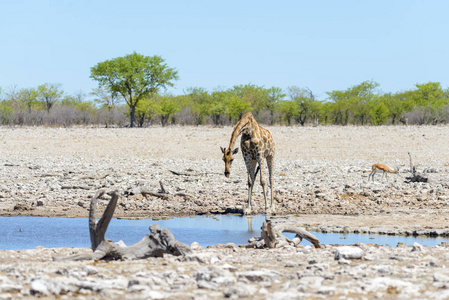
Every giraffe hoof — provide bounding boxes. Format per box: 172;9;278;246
265;206;276;215
243;208;252;215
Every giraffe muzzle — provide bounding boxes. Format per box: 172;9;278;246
224;171;230;177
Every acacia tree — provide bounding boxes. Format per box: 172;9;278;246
381;92;411;125
412;82;448;124
156;95;180;126
327;90;350;125
278;99;297;125
226;94;252;122
288;86;318;126
350;80;379;125
265;87;285;124
37;83;64;113
135;96;159;127
186;87;210;125
90;52;178;127
209;90;228;125
18;88;38;113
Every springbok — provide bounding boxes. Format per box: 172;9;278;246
368;163;399;181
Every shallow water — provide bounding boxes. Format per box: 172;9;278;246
0;215;448;250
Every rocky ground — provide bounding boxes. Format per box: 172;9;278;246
2;241;449;299
1;125;449;299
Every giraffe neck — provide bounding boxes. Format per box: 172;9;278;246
228;112;257;150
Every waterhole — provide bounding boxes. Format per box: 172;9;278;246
0;215;447;250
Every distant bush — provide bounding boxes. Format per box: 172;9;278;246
0;81;448;127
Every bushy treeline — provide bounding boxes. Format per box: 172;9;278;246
1;80;449;127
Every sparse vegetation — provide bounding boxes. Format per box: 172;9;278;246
1;55;449;127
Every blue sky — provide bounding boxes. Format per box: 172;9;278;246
1;0;448;100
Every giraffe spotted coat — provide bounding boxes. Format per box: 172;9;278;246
221;112;275;215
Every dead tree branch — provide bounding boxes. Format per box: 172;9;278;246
158;181;167;193
242;220;320;249
169;170;221;176
55;189;191;261
141;183;193;200
90;189;118;251
406;152;428;183
141;187;170;200
170;170;195;176
408;152;416;177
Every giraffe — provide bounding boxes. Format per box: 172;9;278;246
220;112;276;215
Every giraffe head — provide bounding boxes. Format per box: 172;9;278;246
220;147;239;178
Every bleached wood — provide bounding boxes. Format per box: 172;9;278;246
260;220;320;249
55;189;191;261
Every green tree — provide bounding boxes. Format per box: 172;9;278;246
380;92;412;125
288;86;319;126
230;84;266;117
326;90;348;125
278;100;297;125
326;80;379;125
350;80;379;125
412;82;448;124
226;94;252;122
91;87;124;127
265;87;285;124
61;95;77;106
156;95;180;126
90;52;178;127
37;83;63;113
372;102;390;125
17;88;39;113
0;101;14;124
186;87;211;125
135;96;160;127
209;90;228;125
320;101;334;124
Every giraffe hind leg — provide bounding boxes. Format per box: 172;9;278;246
258;159;270;215
266;155;275;214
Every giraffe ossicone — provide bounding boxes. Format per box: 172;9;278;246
221;112;276;215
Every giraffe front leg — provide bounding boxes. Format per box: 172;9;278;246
244;159;257;215
266;155;276;214
258;159;270;215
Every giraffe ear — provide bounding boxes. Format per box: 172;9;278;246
220;147;225;154
232;148;239;155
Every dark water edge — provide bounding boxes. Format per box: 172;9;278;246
1;215;448;250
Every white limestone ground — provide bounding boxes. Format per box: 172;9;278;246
1;242;449;299
1;125;449;298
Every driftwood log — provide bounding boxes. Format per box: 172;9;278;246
242;220;321;249
55;189;191;261
406;152;428;183
140;181;193;200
